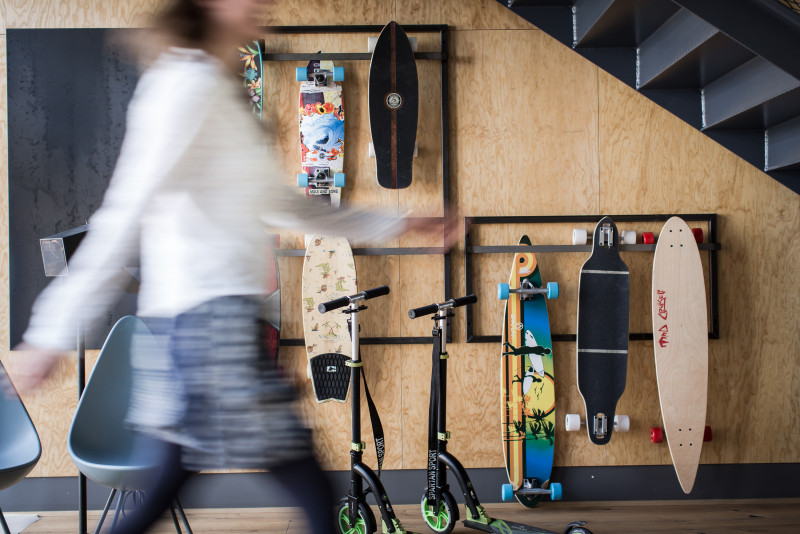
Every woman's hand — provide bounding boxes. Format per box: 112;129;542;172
6;343;66;395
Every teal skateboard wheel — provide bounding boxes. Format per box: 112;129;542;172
550;482;562;500
333;66;345;82
547;282;559;299
497;283;510;301
297;173;309;188
334;173;345;188
501;483;514;502
295;67;307;82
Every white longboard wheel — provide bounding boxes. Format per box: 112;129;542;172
413;142;418;158
614;415;630;432
620;230;636;245
307;361;312;380
572;229;588;245
368;142;375;158
369;36;417;53
565;413;582;431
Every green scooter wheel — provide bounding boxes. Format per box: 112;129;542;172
336;501;376;534
420;490;459;534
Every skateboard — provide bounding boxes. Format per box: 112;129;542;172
368;21;418;190
296;60;345;207
238;40;263;118
301;235;356;403
650;216;709;493
566;217;631;445
498;235;561;507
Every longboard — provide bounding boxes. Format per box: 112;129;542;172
499;235;560;507
297;60;345;207
571;217;630;445
238;40;263;119
301;235;356;402
651;216;708;493
368;21;418;190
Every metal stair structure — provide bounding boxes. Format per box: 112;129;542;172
499;0;800;194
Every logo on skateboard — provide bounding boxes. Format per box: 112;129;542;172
656;290;669;347
385;92;403;110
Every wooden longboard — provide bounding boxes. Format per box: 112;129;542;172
652;217;708;493
299;60;345;207
576;217;630;445
302;235;356;403
501;235;556;508
368;21;418;190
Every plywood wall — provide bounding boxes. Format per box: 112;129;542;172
1;0;798;480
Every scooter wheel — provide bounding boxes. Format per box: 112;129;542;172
336;500;376;534
420;490;459;534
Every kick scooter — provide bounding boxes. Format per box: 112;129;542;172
408;296;591;534
320;285;420;534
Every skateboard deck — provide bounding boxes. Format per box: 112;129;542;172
576;217;630;445
501;235;556;508
302;235;356;402
652;217;708;493
298;60;345;207
238;40;263;118
368;21;418;190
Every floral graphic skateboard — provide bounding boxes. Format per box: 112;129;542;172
498;235;561;507
296;60;345;208
301;235;356;402
238;40;263;118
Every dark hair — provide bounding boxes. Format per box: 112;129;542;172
155;0;212;49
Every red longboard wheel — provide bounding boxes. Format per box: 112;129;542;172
650;427;664;443
692;228;704;243
703;425;712;442
642;232;655;244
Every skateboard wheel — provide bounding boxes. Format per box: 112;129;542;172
703;425;712;442
497;283;510;301
333;66;345;82
334;173;345;188
642;232;655;244
565;413;581;431
413;141;419;158
367;36;378;53
692;228;704;244
295;67;307;82
621;230;636;245
501;483;514;502
368;142;375;158
549;482;562;501
614;415;630;432
297;173;309;188
546;282;559;300
650;427;664;443
572;229;588;245
306;361;312;380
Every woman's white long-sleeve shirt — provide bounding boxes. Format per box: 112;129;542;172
23;48;403;351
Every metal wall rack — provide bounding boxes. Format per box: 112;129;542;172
261;24;451;345
464;214;721;344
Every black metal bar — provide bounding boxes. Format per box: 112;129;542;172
463;214;721;343
77;324;86;534
262;52;443;61
281;336;433;346
263;24;448;34
276;247;448;257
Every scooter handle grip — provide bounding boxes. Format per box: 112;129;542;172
318;296;351;313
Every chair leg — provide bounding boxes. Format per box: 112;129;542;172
108;488;127;533
173;498;193;534
0;505;11;534
167;505;182;534
94;488;117;534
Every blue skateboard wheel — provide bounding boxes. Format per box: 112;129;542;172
498;283;510;301
501;483;514;502
296;67;307;82
550;482;562;501
334;173;345;188
297;173;309;188
547;282;559;300
333;66;345;82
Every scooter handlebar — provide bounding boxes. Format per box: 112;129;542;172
408;294;478;319
319;285;391;313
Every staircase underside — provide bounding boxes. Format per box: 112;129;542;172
501;0;800;194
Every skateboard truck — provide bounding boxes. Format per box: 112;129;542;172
565;413;630;435
297;168;345;191
572;227;636;246
593;413;608;438
501;477;562;502
497;279;559;301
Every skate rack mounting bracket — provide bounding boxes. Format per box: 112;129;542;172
464;214;721;344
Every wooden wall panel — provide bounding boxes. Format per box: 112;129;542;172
2;0;799;480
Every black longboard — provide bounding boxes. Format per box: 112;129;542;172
576;217;630;445
368;21;418;190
